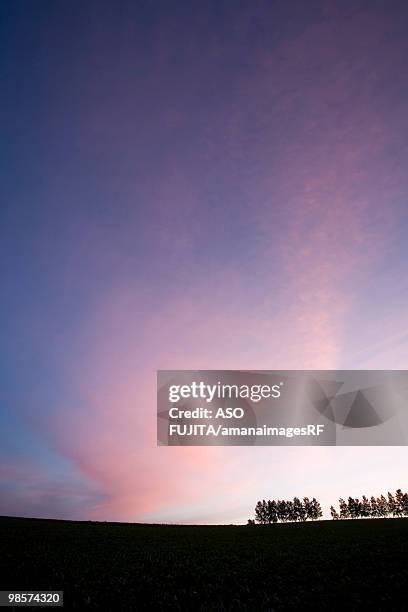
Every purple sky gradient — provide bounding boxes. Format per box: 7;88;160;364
1;0;408;523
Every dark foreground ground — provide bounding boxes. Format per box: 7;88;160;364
1;517;407;611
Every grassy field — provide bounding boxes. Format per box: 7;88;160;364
1;516;407;610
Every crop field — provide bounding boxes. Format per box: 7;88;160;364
1;516;407;610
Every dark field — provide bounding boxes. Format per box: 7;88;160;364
1;517;407;610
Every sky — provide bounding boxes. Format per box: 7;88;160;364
1;0;408;524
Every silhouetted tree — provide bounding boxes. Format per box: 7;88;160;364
330;505;339;520
291;497;302;521
303;497;312;520
402;492;408;516
348;497;361;519
267;500;278;523
387;492;396;516
361;495;371;518
370;496;378;518
377;495;388;518
339;498;349;519
255;500;268;524
277;499;288;522
287;500;296;522
394;489;404;517
294;497;305;521
310;498;323;520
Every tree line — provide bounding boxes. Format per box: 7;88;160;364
330;489;408;519
248;489;408;524
250;497;323;524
